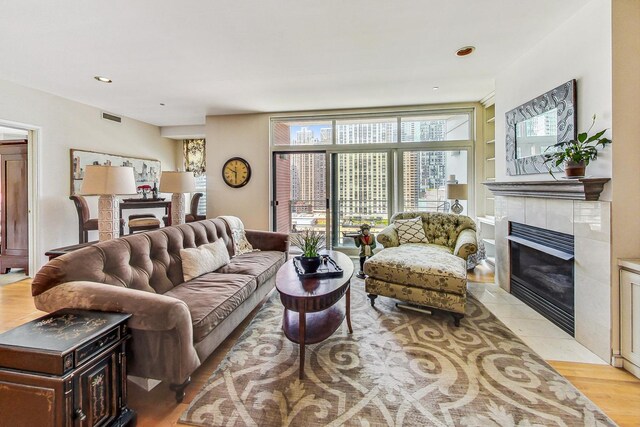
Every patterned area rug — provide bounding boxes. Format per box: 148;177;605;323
180;281;615;426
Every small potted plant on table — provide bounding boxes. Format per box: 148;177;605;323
543;115;612;178
291;229;325;273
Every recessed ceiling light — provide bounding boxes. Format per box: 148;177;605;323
94;76;112;83
456;46;475;57
432;86;439;91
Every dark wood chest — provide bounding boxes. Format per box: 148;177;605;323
0;309;134;427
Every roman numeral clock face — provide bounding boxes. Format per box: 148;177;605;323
222;157;252;188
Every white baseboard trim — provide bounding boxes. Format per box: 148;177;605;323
623;360;640;380
128;375;162;391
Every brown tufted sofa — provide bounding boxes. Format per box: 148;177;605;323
31;218;288;401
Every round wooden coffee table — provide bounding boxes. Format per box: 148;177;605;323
276;250;354;379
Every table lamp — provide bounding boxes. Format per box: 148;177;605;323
160;171;195;225
446;175;468;215
80;165;137;241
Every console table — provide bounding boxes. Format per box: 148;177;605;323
119;199;171;235
0;309;134;426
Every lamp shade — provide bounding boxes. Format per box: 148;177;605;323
80;165;137;195
446;183;468;200
160;171;196;193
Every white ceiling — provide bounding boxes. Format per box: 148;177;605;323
1;0;587;127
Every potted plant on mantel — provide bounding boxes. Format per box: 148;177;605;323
543;114;612;178
291;229;326;273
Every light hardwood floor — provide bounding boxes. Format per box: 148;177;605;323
2;278;639;426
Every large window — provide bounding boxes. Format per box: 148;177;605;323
402;150;468;212
271;109;474;249
335;152;388;246
335;117;397;144
183;139;207;215
272;120;333;146
401;113;470;142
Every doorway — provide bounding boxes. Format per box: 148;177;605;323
272;152;327;236
0;125;30;284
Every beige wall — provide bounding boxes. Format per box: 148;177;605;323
611;0;640;357
0;78;177;270
206;114;271;229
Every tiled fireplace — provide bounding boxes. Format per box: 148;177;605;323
494;196;611;362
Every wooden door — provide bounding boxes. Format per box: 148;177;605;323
0;143;28;271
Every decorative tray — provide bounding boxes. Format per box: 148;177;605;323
293;256;344;279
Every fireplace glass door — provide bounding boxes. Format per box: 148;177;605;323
510;243;574;316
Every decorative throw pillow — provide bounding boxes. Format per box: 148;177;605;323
394;217;429;245
180;239;230;281
232;229;255;256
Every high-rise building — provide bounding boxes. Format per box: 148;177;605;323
287;119;450;221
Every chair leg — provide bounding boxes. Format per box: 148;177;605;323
452;313;464;327
368;294;377;307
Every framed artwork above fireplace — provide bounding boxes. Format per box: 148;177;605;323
505;79;577;176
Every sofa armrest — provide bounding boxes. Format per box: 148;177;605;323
376;225;399;248
453;228;478;260
34;281;200;385
33;281;192;332
245;229;289;253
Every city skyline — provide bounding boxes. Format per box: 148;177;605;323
276;120;466;239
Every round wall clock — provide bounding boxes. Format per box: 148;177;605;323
222;157;252;188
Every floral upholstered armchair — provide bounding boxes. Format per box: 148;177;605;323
364;212;478;326
376;212;478;258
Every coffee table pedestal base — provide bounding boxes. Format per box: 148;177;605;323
282;286;352;379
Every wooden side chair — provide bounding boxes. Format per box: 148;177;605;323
185;193;206;223
128;214;161;234
69;195;98;244
163;193;205;225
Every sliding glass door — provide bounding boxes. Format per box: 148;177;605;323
272;152;327;235
333;151;389;247
270;109;474;251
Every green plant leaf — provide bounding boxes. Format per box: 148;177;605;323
577;132;588;143
585;129;606;143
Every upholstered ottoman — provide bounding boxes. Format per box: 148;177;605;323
364;243;467;325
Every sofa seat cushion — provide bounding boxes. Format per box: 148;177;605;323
364;243;466;295
215;251;286;287
164;273;257;342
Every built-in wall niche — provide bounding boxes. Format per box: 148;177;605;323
505;79;577;176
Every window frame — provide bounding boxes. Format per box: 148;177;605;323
269;107;476;240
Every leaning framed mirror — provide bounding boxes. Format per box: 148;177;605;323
505;79;577;175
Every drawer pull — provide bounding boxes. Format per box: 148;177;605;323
74;408;87;421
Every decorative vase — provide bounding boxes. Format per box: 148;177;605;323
299;256;321;273
564;160;586;178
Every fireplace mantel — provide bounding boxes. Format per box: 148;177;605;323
484;178;610;201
